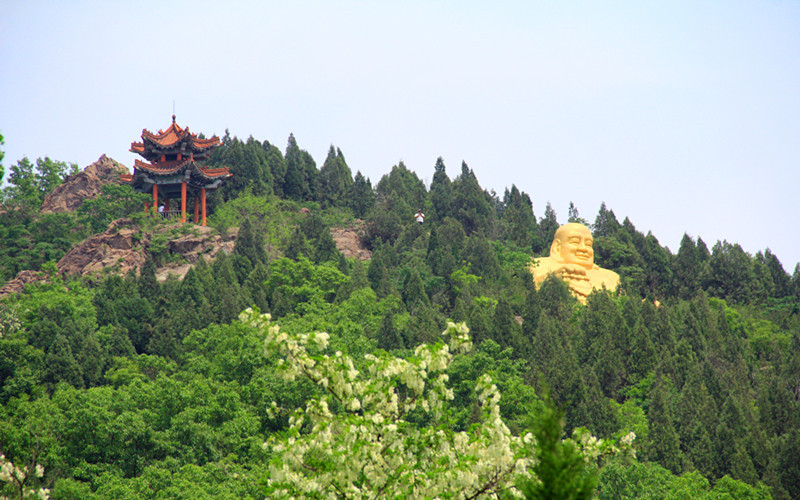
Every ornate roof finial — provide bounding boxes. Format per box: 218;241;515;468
172;114;176;124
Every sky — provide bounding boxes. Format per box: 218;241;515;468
2;0;799;271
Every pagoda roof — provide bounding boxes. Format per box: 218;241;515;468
131;158;231;179
130;115;221;158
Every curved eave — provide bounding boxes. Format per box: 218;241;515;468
133;159;232;181
133;158;191;175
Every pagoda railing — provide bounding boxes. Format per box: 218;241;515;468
159;209;182;220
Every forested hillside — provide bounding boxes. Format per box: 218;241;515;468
1;132;798;498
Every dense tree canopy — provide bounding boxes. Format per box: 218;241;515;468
1;134;797;498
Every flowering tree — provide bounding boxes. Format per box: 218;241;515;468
0;454;48;500
247;308;537;498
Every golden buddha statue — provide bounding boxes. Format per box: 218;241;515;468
529;222;620;303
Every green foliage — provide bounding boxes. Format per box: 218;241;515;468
211;192;303;256
77;184;150;233
450;161;496;236
318;145;353;208
0;129;799;498
2;156;77;213
517;395;598;500
265;256;348;318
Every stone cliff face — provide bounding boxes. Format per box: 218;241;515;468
41;154;129;214
55;219;236;281
56;218;150;277
0;220;237;299
1;216;368;299
330;220;371;260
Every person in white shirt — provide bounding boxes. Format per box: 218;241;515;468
415;209;425;226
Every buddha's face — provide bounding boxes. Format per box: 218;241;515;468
551;223;594;269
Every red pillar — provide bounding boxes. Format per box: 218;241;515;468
201;188;207;226
165;199;170;211
181;182;187;223
152;185;158;215
193;196;199;224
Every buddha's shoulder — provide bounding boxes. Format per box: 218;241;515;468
589;266;620;287
530;256;560;272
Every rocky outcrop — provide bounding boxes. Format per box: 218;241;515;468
1;215;369;300
331;220;371;260
0;270;45;298
56;219;149;277
41;154;129;214
154;226;236;281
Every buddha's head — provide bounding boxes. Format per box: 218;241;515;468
549;223;594;269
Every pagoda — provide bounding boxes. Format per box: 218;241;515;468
121;116;231;225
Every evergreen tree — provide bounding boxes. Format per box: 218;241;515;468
283;133;317;201
462;236;501;281
592;202;620;237
760;249;792;298
244;262;270;313
426;225;444;276
377;310;404;351
645;375;682;474
491;297;521;351
285;226;311;260
107;325;136;358
517;394;598;500
673;234;701;299
349;259;369;292
501;185;538;250
234;217;268;270
567;201;587;225
212;252;246;324
318;145;353;208
375;161;428;220
77;331;105;387
348;171;376;218
537;202;559;254
44;334;83;389
401;267;429;314
313;227;340;264
138;256;160;303
450;162;495;236
429;157;452;222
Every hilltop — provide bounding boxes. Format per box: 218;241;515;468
1;134;798;498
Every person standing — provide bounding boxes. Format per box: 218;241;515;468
414;209;425;226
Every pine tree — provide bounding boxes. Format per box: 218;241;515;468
401;267;429;314
377;310;405;351
348;171;376;218
283;133;317;201
313;227;340;264
107;325;136;358
429;157;452;222
285;227;310;261
537;202;559;254
137;256;160;303
518;394;598;500
645;375;682;474
318;145;353;208
501;185;538;250
78;331;106;387
491;297;521;351
592;202;620;237
244;262;270;313
262;139;287;197
234;217;267;270
450;162;495;236
567;201;587;225
44;334;84;389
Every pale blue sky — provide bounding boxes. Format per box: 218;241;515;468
2;1;799;270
